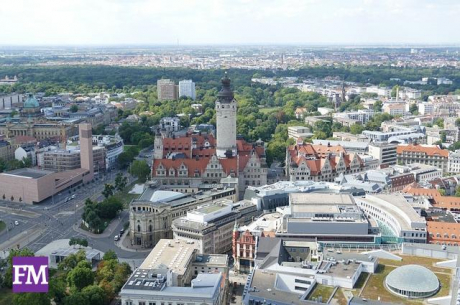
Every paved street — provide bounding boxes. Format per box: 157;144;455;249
0;170;148;261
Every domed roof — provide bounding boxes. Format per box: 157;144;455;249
385;265;439;293
24;94;39;108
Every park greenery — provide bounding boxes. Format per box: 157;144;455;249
0;247;131;305
81;197;123;233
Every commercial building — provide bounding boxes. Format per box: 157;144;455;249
0;123;94;204
278;194;376;243
354;194;427;243
129;186;237;248
120;239;228;305
178;79;196;100
333;109;375;124
172;199;259;254
368;142;397;166
397;144;449;173
157;79;178;101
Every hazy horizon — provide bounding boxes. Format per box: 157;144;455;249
1;0;460;46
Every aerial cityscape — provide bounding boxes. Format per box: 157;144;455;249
1;1;460;305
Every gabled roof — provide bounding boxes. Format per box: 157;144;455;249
396;144;448;158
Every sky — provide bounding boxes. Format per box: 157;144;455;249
1;0;459;46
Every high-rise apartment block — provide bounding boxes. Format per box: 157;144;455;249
157;79;178;101
179;79;196;100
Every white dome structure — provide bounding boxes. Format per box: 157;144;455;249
385;265;439;298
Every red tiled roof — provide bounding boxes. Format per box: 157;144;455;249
396;144;448;158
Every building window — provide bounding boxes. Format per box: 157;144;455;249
138;225;141;232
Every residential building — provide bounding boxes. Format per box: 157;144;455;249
397;144;449;173
120;239;228;305
0;140;16;161
172;199;259;254
129;187;237;248
448;150;460;173
178;79;196;100
288;126;313;141
157;79;178;101
368;142;397;166
159;117;180;133
313;140;368;154
419;102;434;115
333;109;375;124
285;141;363;183
383;102;405;116
92;135;124;170
295;107;307;119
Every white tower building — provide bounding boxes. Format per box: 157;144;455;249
216;74;237;158
178;80;196;100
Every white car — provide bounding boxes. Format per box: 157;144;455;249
114;235;119;241
14;221;19;226
71;194;76;199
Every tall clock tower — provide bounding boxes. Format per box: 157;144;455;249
215;73;237;158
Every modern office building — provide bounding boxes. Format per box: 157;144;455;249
179;79;196;100
172;199;259;254
120;239;228;305
157;79;178;101
368;142;397;166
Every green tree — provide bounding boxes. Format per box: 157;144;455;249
456;186;460;197
349;123;365;135
98;197;123;219
70;105;79;113
440;131;447;143
4;248;35;288
81;285;105;305
49;277;67;304
58;250;87;271
13;293;50;305
102;183;115;198
67;264;95;291
103;250;118;261
409;103;419;115
63;292;88;305
373;100;383;112
69;238;88;248
456;118;460;127
129;160;150;183
434;118;444;128
114;173;128;191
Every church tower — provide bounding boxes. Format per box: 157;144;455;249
216;73;237;158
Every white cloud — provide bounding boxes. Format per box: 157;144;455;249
0;0;458;45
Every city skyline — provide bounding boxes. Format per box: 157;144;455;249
1;0;460;46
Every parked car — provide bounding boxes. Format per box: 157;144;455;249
114;235;119;241
71;194;76;199
14;220;19;226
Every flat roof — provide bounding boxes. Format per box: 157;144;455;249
51;247;101;260
357;194;425;230
290;193;354;206
2;168;54;179
139;239;196;275
247;270;314;304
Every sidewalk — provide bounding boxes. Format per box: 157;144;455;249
115;228;150;253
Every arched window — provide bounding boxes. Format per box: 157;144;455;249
137;225;141;232
149;225;153;232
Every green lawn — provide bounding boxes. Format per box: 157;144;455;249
0;221;6;233
0;288;13;304
113;181;141;208
259;106;281;114
308;284;335;302
334;288;348;305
